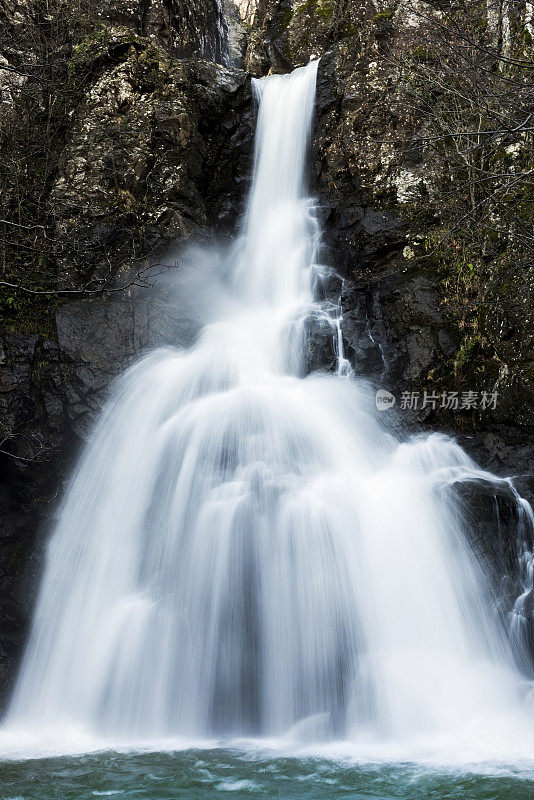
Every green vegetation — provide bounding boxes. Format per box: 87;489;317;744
373;10;395;22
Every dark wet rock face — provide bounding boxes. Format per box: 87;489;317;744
243;1;373;76
138;0;229;63
55;295;202;437
450;477;534;672
0;0;230;64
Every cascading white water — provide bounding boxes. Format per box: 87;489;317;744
4;61;534;758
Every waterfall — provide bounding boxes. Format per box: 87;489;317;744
205;0;230;66
4;61;534;756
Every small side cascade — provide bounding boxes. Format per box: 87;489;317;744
200;0;230;65
509;496;534;671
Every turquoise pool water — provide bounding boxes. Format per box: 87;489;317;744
1;748;533;800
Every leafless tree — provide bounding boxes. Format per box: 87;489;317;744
0;1;170;330
388;0;533;260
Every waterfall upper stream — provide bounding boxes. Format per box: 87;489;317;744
2;61;534;770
